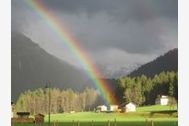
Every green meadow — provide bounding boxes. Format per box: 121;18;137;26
13;121;178;126
12;105;178;126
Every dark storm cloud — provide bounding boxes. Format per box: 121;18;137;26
42;0;177;20
11;0;178;68
59;13;177;54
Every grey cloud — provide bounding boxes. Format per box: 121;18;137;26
11;0;178;69
58;13;177;54
42;0;177;21
91;48;156;66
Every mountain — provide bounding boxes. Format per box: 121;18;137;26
11;32;92;101
97;64;141;79
129;48;178;77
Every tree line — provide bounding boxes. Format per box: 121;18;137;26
15;88;98;115
14;71;178;115
116;71;178;106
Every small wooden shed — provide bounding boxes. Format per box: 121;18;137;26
12;112;34;123
35;113;45;123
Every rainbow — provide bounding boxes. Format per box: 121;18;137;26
24;0;118;105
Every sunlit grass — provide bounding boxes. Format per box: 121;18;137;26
12;105;178;126
137;105;177;112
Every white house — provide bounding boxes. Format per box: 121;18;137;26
156;95;169;105
125;102;136;112
160;96;169;105
97;105;107;112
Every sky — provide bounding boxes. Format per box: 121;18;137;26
12;0;178;70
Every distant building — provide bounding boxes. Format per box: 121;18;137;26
96;105;107;112
11;112;34;123
155;95;169;105
17;112;30;118
97;104;119;112
70;111;75;113
108;105;118;112
11;102;15;118
125;102;136;112
35;114;45;123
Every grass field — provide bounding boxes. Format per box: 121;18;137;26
12;105;178;126
12;121;178;126
136;105;177;112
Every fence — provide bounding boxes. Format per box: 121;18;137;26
52;119;155;126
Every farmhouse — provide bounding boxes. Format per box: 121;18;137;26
125;102;136;112
96;105;107;112
155;95;169;105
120;102;136;113
108;105;119;112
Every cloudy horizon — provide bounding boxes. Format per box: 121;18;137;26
12;0;178;70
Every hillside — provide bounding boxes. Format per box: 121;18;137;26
11;32;92;101
97;64;140;79
129;48;178;77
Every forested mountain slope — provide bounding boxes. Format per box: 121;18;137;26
11;32;91;101
129;48;178;77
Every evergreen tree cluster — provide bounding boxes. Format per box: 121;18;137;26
116;71;178;106
14;71;178;115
